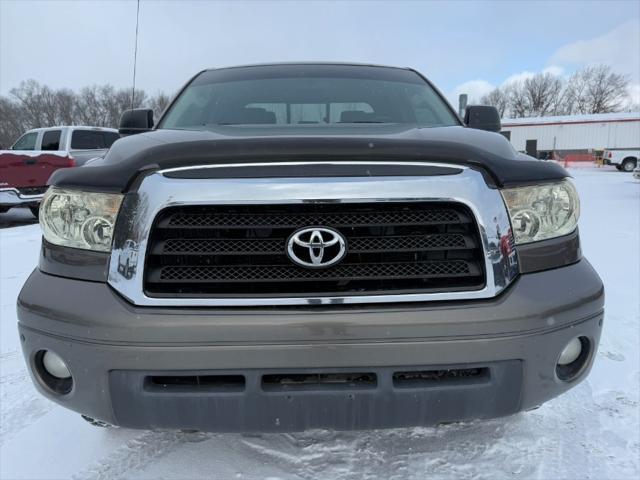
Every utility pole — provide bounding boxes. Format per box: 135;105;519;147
131;0;141;110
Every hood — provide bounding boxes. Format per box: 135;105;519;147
50;124;568;191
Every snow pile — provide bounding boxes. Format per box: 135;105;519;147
1;168;638;479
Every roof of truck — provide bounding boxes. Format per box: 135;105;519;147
203;62;414;72
25;126;118;133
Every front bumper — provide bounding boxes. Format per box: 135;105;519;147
0;187;44;208
17;260;604;432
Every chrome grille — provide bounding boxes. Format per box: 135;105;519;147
144;202;486;297
17;186;48;196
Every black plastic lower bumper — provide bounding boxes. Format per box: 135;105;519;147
109;362;523;432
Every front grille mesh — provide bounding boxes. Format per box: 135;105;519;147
17;186;47;196
159;234;468;255
157;261;474;282
164;209;460;228
144;202;485;297
349;234;467;252
163;238;283;254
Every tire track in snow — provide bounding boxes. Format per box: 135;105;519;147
72;430;211;480
238;431;365;479
0;351;20;361
238;417;583;480
238;428;443;479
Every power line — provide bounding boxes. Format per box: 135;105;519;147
131;0;141;110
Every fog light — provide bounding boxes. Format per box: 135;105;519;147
558;337;582;366
35;350;73;394
556;336;590;382
42;350;71;379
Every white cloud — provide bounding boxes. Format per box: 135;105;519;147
542;65;565;77
501;65;565;86
449;66;565;105
628;83;640;106
448;79;495;106
450;21;639;109
550;20;640;81
502;70;536;85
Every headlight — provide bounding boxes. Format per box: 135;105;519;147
501;180;580;245
40;187;123;252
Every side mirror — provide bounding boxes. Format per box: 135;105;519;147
464;105;501;132
119;109;154;136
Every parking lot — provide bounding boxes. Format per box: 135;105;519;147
0;209;37;230
0;166;637;480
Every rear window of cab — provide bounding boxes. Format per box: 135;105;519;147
71;130;120;149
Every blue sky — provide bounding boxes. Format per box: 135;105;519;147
1;0;639;104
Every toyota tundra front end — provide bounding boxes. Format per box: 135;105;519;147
17;63;604;432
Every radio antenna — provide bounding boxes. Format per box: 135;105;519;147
131;0;141;110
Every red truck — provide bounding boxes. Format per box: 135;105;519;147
0;126;119;216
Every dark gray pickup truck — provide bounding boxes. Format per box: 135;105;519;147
18;63;604;432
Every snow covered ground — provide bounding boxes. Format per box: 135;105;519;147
0;208;37;230
0;167;638;480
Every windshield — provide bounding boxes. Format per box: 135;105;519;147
159;65;459;130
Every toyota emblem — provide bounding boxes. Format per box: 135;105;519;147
287;227;347;268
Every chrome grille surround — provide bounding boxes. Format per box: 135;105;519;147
108;162;519;306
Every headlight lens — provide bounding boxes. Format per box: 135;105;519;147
40;187;123;252
501;180;580;244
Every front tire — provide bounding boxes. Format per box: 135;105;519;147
621;158;637;172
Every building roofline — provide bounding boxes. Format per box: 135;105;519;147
502;112;640;128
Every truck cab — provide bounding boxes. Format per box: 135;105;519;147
10;126;120;166
0;126;119;215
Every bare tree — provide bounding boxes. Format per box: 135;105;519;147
0;80;168;147
492;73;564;118
55;88;77;125
147;92;171;120
0;96;29;147
10;80;48;127
473;64;632;119
565;71;589;114
522;72;564;116
73;85;147;127
98;85;147;127
625;100;640;113
505;82;530;118
481;88;509;117
565;65;629;114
